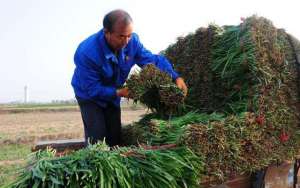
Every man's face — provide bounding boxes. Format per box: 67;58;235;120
105;21;133;52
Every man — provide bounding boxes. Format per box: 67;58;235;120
71;9;187;147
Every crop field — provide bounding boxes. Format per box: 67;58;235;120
0;102;147;186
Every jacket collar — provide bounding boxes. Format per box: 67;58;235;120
99;30;119;64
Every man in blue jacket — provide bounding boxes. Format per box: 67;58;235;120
71;9;187;147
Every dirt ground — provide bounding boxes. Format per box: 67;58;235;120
0;108;148;145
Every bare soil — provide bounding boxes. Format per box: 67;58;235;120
0;108;148;145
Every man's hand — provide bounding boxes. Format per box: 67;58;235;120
117;87;130;98
175;77;188;97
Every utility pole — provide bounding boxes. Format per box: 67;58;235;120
24;85;28;103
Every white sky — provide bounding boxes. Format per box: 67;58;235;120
0;0;299;103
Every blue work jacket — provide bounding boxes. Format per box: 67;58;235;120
71;29;179;107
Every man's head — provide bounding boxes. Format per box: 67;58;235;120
103;9;133;52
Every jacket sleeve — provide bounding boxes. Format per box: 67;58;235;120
74;51;117;101
133;34;179;80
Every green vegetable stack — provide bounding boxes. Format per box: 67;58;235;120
124;15;300;180
8;143;202;188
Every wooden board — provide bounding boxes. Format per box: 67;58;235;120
32;138;85;152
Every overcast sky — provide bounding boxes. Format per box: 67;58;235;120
0;0;299;103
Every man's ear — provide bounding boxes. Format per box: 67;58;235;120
104;28;110;40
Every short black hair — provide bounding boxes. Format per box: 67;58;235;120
103;9;133;32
